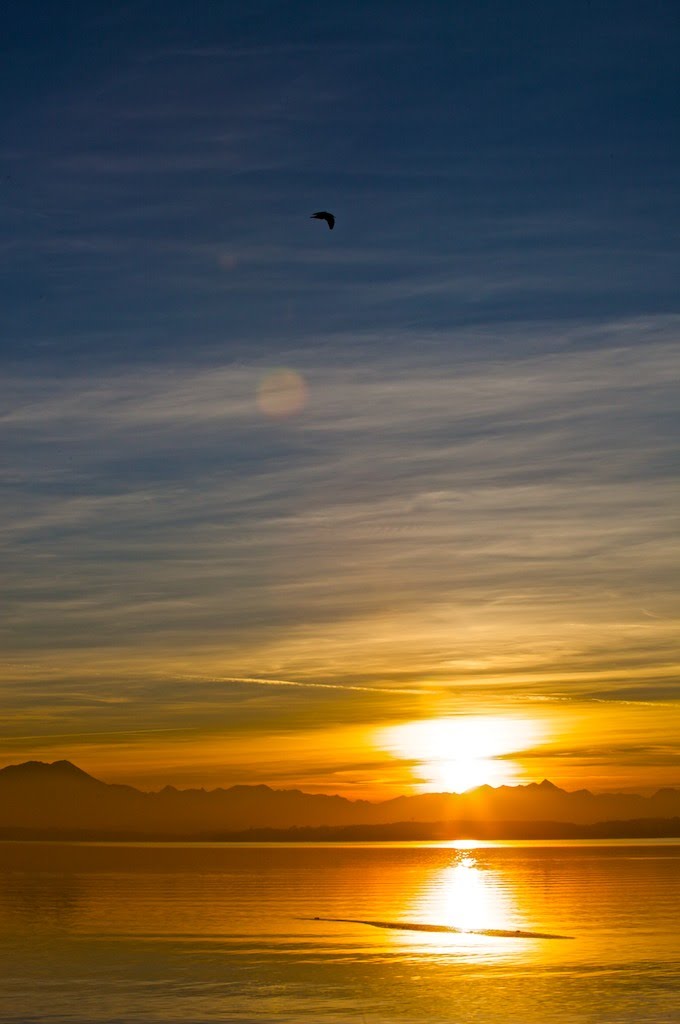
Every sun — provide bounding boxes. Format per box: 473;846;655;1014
375;716;541;794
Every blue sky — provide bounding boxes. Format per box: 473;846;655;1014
1;1;679;793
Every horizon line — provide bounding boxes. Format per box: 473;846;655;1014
1;758;676;802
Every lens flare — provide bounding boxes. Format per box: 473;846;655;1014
257;369;308;419
217;252;238;271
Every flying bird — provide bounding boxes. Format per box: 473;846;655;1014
311;211;335;230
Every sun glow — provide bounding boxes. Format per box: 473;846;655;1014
376;716;541;793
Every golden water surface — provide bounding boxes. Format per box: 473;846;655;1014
1;840;678;1023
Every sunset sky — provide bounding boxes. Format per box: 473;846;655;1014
2;1;678;798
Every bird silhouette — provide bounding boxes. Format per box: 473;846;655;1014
311;211;335;230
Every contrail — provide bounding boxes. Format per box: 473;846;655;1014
206;675;437;696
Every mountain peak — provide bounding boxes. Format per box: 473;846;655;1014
51;759;92;775
0;759;100;783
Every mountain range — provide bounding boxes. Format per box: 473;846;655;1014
1;760;679;840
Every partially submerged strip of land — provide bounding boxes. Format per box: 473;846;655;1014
305;917;574;939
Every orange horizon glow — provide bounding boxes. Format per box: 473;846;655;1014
2;658;678;798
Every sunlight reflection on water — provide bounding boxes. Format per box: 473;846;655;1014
1;841;679;1023
385;849;525;959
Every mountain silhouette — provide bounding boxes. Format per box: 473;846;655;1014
1;760;678;839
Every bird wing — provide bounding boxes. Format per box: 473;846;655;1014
311;211;335;229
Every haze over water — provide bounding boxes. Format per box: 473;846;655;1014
2;840;678;1024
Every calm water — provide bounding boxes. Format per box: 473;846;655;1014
1;840;678;1023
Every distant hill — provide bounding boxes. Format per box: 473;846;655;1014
1;760;679;840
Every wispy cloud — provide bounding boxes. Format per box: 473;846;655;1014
3;1;678;790
2;316;678;707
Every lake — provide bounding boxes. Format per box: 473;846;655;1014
1;840;678;1023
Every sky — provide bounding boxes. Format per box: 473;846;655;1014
1;0;679;797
